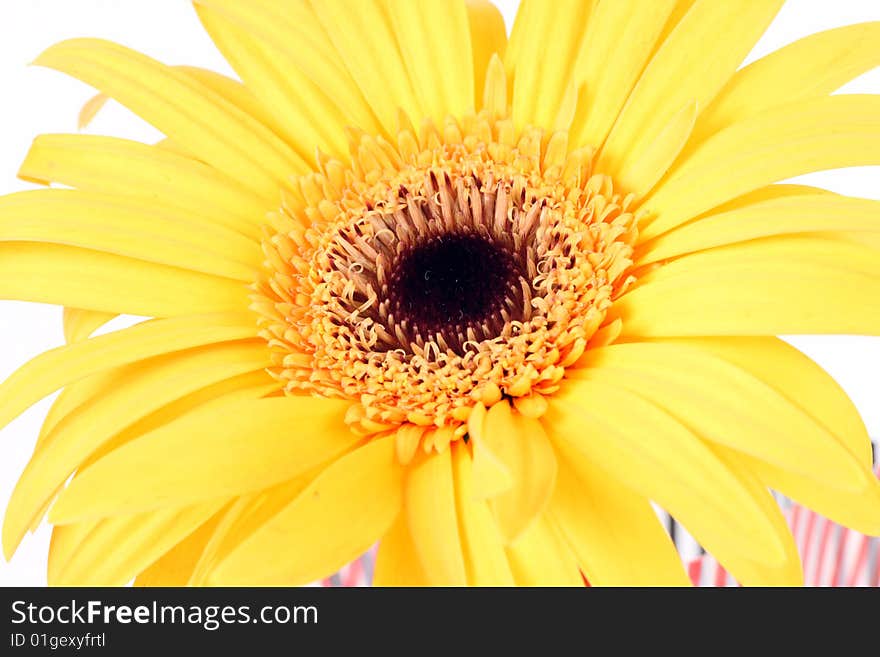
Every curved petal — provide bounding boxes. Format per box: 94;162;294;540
388;0;475;124
598;0;783;178
188;474;315;586
546;378;790;565
209;434;402;586
193;0;381;136
0;243;249;317
615;100;696;198
468;402;513;500
195;5;352;159
48;500;226;586
47;396;354;522
405;449;467;585
373;513;430;587
482;402;557;544
549;437;689;586
0;190;261;280
0;312;256;434
34;38;305;196
19;134;268;239
637;192;880;264
505;0;594;130
654;336;873;466
466;0;507;109
644;95;880;238
692;21;880;144
733;452;880;536
3;341;270;555
38;361;273;456
79;371;279;475
37;361;142;450
451;442;515;586
569;0;678;149
62;307;116;344
615;236;880;337
135;507;227;586
695;451;804;586
175;65;287;139
505;515;582;586
312;0;422;132
572;341;876;491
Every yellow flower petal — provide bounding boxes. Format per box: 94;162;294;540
660;336;873;466
188;474;314;586
47;397;355;523
657;1;700;43
194;5;351;159
616;236;880;337
638;191;880;264
405;449;467;586
615;99;696;198
549;438;689;586
37;368;127;452
668;338;880;533
135;507;227;586
389;0;474;125
569;0;679;150
49;500;226;586
373;513;430;587
37;374;276;543
311;0;422;133
175;65;290;144
735;454;880;537
0;242;249;317
466;0;507;108
696;453;804;586
3;341;270;556
645;95;880;238
62;307;115;344
19;134;268;239
38;361;273;459
482;402;557;544
547;378;789;565
451;442;515;586
87;371;279;475
693;21;880;144
0;190;261;280
482;53;507;118
77;92;108;129
506;0;594;130
0;312;255;435
34;38;306;196
598;0;783;177
505;515;582;587
573;341;875;491
210;434;402;586
193;0;381;137
468;402;513;500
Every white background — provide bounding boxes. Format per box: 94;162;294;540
0;0;878;586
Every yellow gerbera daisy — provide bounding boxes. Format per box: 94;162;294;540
2;0;880;587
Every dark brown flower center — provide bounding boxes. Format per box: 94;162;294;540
386;233;526;350
255;112;640;433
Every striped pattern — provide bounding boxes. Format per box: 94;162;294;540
320;546;375;588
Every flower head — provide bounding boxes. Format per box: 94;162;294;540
2;0;880;586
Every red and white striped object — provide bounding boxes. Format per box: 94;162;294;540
320;546;375;588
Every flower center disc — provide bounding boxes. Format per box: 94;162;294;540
254;112;642;437
386;233;524;352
